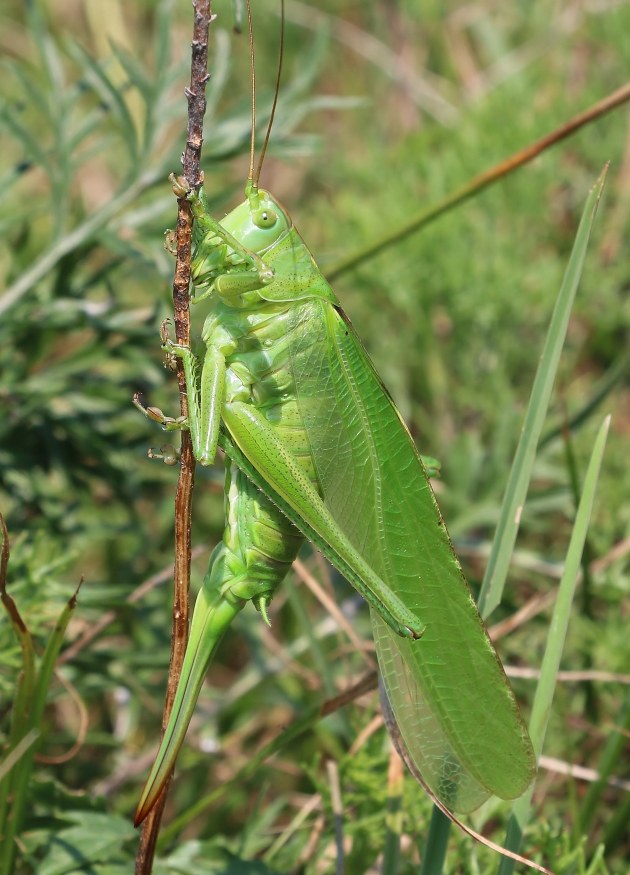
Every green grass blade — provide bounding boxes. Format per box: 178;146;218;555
32;582;82;727
539;353;627;451
420;171;607;873
419;808;452;875
497;415;611;875
477;167;608;619
579;687;630;835
154;0;175;83
65;41;139;165
529;418;610;756
2;608;36;748
0;730;40;784
382;769;403;875
0;97;49;169
600;696;630;849
0;580;81;875
0;521;36;869
0;519;36;875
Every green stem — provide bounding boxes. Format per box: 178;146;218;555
419;807;451;875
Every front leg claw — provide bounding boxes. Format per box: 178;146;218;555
147;444;180;466
160;320;187;371
160;319;188;357
169;171;204;200
133;392;188;432
164;229;177;256
170;173;190;199
160;319;172;344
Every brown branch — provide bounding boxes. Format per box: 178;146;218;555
328;80;630;280
134;3;215;873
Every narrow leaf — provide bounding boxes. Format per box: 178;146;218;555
65;41;138;163
498;415;611;874
478;166;608;619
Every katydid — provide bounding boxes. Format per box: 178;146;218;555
134;14;535;829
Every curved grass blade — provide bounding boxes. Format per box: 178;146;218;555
422;168;608;875
478;166;608;620
0;515;82;875
498;415;611;875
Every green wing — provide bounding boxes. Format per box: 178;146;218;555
224;297;535;813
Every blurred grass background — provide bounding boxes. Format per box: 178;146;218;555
0;0;628;872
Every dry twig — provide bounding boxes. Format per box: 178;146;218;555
134;3;215;872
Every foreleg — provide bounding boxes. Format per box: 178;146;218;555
134;322;226;466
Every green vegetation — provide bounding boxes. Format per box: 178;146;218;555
1;1;628;873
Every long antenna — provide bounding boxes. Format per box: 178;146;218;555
254;0;285;187
246;0;256;189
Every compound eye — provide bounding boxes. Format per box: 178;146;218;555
252;207;278;229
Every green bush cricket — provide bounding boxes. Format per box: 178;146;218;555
134;4;535;831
